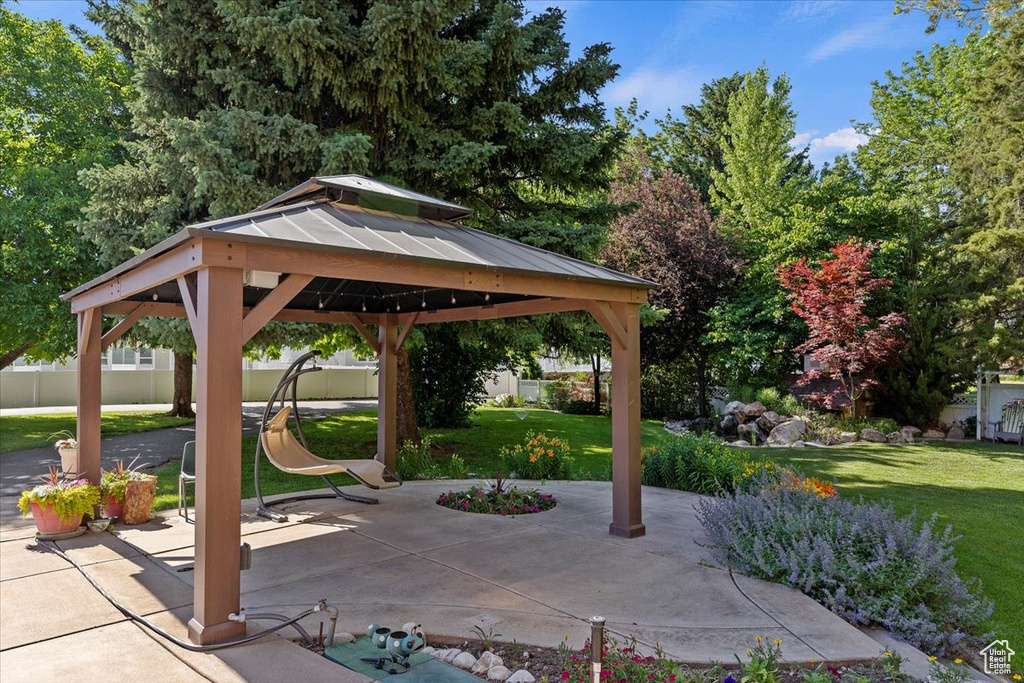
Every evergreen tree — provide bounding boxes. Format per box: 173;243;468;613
80;0;622;422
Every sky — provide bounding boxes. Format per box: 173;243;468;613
14;0;970;168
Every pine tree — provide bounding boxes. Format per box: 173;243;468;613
80;0;622;422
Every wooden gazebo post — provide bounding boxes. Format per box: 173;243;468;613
377;313;398;471
75;309;102;484
187;265;246;644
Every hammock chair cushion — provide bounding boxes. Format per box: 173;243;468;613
260;407;401;490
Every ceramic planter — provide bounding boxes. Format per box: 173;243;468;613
103;495;124;519
29;501;82;535
57;447;78;477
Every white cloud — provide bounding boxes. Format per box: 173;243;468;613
808;16;906;62
790;131;815;148
809;127;868;153
604;65;703;114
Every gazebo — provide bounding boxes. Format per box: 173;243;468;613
62;175;654;644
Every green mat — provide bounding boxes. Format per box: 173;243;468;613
324;637;481;682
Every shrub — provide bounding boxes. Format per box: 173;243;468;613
640;360;700;419
753;387;804;417
696;480;993;654
499;432;574;480
542;380;572;411
492;393;519;407
436;485;555;515
640;433;750;495
396;437;465;480
562;399;600;415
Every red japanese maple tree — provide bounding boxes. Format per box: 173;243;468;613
778;241;906;414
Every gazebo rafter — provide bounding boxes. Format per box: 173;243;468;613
61;174;655;645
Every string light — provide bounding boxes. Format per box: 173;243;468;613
361;298;367;312
152;293;159;301
451;291;456;305
318;296;324;310
484;292;490;302
396;300;401;311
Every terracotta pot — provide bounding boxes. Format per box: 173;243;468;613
122;478;157;525
30;501;82;535
58;447;78;477
103;495;124;519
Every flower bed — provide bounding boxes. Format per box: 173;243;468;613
436;484;556;516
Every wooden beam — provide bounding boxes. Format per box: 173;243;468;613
75;309;102;485
101;300;384;327
233;238;650;304
340;312;381;354
177;273;199;331
71;240;203;313
400;297;590;326
609;302;644;539
241;274;313;344
100;303;150;352
586;300;627;350
395;312;420;351
377;314;398;471
188;266;246;645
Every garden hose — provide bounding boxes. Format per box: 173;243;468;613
36;540;318;652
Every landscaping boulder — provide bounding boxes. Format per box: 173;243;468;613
334;632;356;644
473;653;503;675
488;665;512;681
947;425;965;440
737;401;767;423
507;672;536;683
899;426;919;443
887;431;907;444
767;419;806;446
923;429;945;439
723;400;745;415
720;414;739;438
729;439;751;447
737;422;762;444
756;410;785;431
453;652;478;669
861;428;886;443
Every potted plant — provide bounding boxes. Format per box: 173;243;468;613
100;458;158;524
48;431;78;477
18;466;100;537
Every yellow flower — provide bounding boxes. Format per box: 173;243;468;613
774;638;782;645
747;650;753;656
929;656;937;662
1012;674;1021;681
755;636;762;643
954;659;963;665
884;652;893;657
810;659;817;664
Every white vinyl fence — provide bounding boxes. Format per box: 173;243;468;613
0;367;378;409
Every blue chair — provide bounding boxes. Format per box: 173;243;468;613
178;441;196;524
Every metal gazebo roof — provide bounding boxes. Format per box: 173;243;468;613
65;175;653;315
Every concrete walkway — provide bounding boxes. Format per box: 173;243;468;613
0;480;885;682
0;400;376;526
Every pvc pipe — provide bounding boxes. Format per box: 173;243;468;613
590;616;605;683
315;600;339;647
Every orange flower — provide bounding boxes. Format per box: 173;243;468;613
547;449;554;457
529;454;538;463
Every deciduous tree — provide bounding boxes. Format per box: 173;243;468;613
779;241;906;414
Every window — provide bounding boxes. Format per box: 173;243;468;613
107;346;155;370
138;349;153;367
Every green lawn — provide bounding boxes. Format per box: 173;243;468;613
0;411;195;453
756;440;1024;660
151;407;664;511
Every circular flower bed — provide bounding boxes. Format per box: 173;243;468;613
437;484;556;516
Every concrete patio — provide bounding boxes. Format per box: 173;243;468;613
0;480;883;681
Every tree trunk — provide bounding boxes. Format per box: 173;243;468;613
695;351;709;419
0;341;35;370
396;346;420;446
168;351;196;418
592;353;602;414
